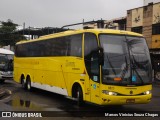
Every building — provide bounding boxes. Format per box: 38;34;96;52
126;2;160;49
83;17;126;30
127;2;160;78
127;2;160;50
83;2;160;52
144;0;160;6
82;2;160;76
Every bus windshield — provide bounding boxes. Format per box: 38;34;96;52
0;54;13;71
99;34;152;86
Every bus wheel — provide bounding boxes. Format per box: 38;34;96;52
76;86;84;106
26;77;32;91
21;78;26;89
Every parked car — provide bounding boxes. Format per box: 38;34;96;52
0;48;14;83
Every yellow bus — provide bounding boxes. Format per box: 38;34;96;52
14;29;152;106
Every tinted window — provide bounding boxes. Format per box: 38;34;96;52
152;23;160;35
100;34;130;85
84;33;98;56
131;26;143;34
84;33;99;82
70;35;82;57
15;34;82;57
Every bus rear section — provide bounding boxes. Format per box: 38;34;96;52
0;48;14;83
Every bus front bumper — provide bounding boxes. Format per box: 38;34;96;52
100;94;152;105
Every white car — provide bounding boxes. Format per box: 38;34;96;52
0;48;14;83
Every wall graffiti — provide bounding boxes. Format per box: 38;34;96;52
132;8;143;27
153;3;160;24
154;13;160;23
134;15;141;23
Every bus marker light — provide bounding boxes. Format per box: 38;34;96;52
114;77;122;81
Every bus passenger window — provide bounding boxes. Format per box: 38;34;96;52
70;34;82;57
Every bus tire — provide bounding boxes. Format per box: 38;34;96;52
21;78;26;89
26;77;32;91
21;77;26;89
77;86;84;106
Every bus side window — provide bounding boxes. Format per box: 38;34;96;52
70;34;82;57
84;33;99;82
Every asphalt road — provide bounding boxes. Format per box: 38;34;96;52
0;80;160;120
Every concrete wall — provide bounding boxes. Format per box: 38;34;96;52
143;4;153;48
132;8;143;27
127;2;160;49
144;0;160;6
153;3;160;24
152;35;160;48
126;10;132;31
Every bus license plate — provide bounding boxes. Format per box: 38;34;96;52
126;99;135;103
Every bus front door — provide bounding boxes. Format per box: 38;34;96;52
89;53;100;104
84;32;100;104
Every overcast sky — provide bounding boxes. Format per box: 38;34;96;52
0;0;143;29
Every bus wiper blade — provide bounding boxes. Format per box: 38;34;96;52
131;56;144;85
132;68;144;85
121;56;128;80
106;55;116;75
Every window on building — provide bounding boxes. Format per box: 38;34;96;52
131;26;143;34
152;23;160;35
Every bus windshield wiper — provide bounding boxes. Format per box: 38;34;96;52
121;55;128;80
131;55;144;85
126;39;144;85
106;55;116;75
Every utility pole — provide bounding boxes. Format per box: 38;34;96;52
23;22;25;36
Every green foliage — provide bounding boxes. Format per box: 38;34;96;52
0;19;26;46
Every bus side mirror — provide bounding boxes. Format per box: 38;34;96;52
98;47;104;65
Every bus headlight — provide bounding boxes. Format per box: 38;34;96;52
102;90;117;96
143;90;151;95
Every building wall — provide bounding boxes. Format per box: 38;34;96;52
132;8;143;27
127;8;144;31
152;35;160;48
127;10;132;31
83;23;97;29
144;0;160;6
82;19;125;30
153;3;160;24
152;3;160;48
127;2;160;49
143;4;153;48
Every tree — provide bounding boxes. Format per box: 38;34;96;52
0;19;26;46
